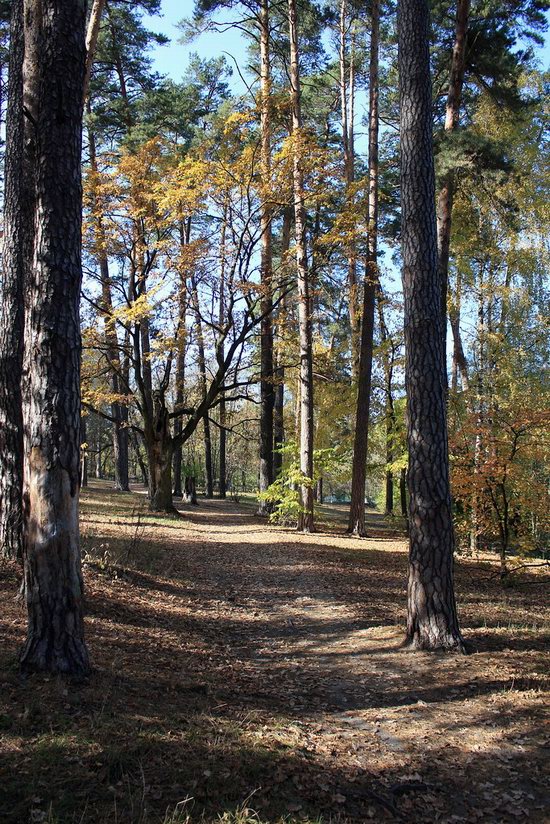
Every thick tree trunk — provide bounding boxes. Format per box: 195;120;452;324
146;397;175;513
437;0;470;349
398;0;465;652
348;0;379;536
258;0;275;512
218;398;227;498
288;0;314;532
0;0;25;562
20;0;90;674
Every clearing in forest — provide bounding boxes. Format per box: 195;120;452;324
0;482;548;823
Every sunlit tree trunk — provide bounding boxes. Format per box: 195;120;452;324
20;0;90;674
339;0;359;376
288;0;314;532
258;0;275;511
437;0;469;358
83;0;106;103
398;0;465;652
348;0;379;536
191;275;214;499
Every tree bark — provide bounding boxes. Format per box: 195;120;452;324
257;0;275;512
145;394;176;513
0;0;25;561
398;0;465;652
273;207;292;480
191;275;213;499
348;0;379;536
20;0;90;674
288;0;314;532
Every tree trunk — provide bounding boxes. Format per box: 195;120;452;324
258;0;275;512
348;0;379;536
273;207;292;480
398;0;465;652
191;276;213;499
339;0;359;378
0;0;25;562
436;0;470;348
146;396;175;513
288;0;314;532
87;120;129;491
80;415;88;488
83;0;107;103
183;476;198;505
20;0;90;674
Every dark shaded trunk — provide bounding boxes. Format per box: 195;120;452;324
398;0;465;652
400;467;408;521
20;0;90;674
0;0;25;562
145;396;175;513
348;0;379;537
288;0;314;532
130;429;148;487
183;476;198;505
218;399;227;498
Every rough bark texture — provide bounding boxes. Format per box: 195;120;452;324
20;0;90;674
288;0;314;533
0;0;25;561
436;0;469;354
348;0;379;537
257;0;275;512
398;0;465;652
146;394;175;513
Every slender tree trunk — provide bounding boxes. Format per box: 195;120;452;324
398;0;465;652
436;0;470;349
83;0;106;103
258;0;275;511
80;416;88;488
20;0;90;674
339;0;359;377
173;223;188;498
87;120;129;490
0;0;25;561
218;212;227;499
348;0;379;536
191;276;213;499
288;0;314;532
378;295;396;515
273;207;292;480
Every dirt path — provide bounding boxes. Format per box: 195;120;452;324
1;485;549;823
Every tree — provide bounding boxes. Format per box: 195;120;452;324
20;0;90;674
347;0;379;536
398;0;465;651
0;0;25;561
288;0;315;532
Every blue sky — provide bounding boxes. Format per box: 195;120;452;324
145;1;550;85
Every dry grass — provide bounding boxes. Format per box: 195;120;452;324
0;481;548;823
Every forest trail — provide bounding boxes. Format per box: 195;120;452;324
1;482;549;823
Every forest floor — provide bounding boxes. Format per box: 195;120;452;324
1;481;549;824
